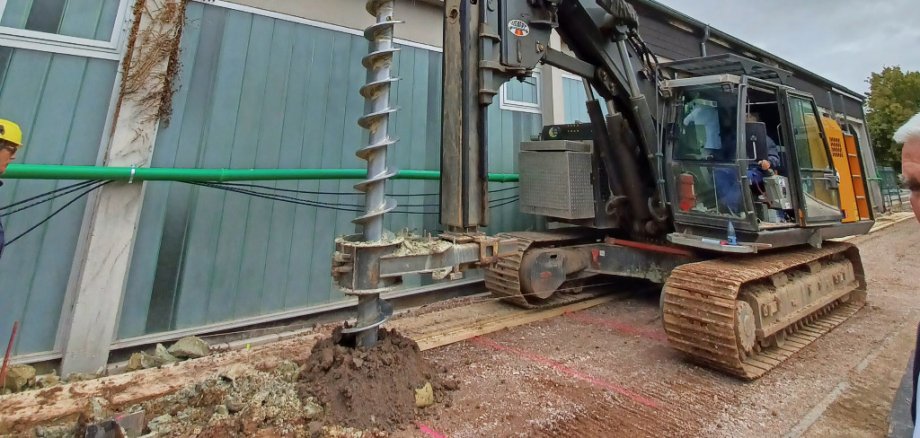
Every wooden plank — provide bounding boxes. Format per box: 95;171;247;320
0;332;325;434
398;296;617;351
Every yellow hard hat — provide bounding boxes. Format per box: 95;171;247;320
0;119;23;148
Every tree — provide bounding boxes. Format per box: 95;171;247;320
865;66;920;169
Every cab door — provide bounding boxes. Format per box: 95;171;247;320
781;92;843;224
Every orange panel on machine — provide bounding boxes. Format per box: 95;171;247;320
821;117;858;222
843;133;871;219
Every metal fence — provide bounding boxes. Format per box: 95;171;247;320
878;166;906;211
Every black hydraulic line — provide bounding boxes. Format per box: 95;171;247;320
606;113;652;228
586;98;626;201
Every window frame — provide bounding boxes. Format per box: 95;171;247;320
560;71;611;123
0;0;132;60
499;68;542;114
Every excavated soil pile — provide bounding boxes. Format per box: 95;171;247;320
297;327;456;431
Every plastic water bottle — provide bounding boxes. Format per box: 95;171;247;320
727;221;737;245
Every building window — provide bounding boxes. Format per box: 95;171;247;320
499;69;541;113
0;0;130;59
560;72;608;123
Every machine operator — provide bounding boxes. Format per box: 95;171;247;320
710;111;782;215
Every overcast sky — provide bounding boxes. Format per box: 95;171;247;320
654;0;920;95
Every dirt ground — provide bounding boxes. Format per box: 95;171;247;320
2;217;917;437
407;219;920;438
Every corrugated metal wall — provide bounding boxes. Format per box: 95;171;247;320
0;48;118;355
119;2;542;340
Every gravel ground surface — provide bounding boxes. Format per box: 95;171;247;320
3;217;916;438
409;219;920;438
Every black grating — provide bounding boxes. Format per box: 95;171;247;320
661;54;792;84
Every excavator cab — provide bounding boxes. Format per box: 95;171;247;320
660;57;874;253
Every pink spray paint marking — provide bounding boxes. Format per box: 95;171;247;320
470;337;661;410
416;421;449;438
563;312;669;342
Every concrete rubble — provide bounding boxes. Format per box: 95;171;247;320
166;336;210;359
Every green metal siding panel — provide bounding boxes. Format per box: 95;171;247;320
235;18;295;317
0;49;117;355
121;2;542;338
119;0;212;337
483;106;542;234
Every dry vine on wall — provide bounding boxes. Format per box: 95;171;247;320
115;0;188;138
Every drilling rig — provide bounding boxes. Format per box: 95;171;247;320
332;0;874;380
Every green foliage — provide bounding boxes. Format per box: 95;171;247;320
865;66;920;169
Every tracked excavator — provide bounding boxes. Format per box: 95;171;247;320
332;0;875;380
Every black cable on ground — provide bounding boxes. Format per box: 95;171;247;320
4;180;112;247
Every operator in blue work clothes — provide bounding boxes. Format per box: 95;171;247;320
0;119;24;260
745;111;782;183
711;112;782;215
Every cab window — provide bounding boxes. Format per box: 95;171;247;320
674;84;739;162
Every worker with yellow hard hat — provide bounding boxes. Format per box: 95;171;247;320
0;119;22;174
0;118;23;260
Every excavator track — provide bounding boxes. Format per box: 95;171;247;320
485;231;598;309
661;241;866;380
